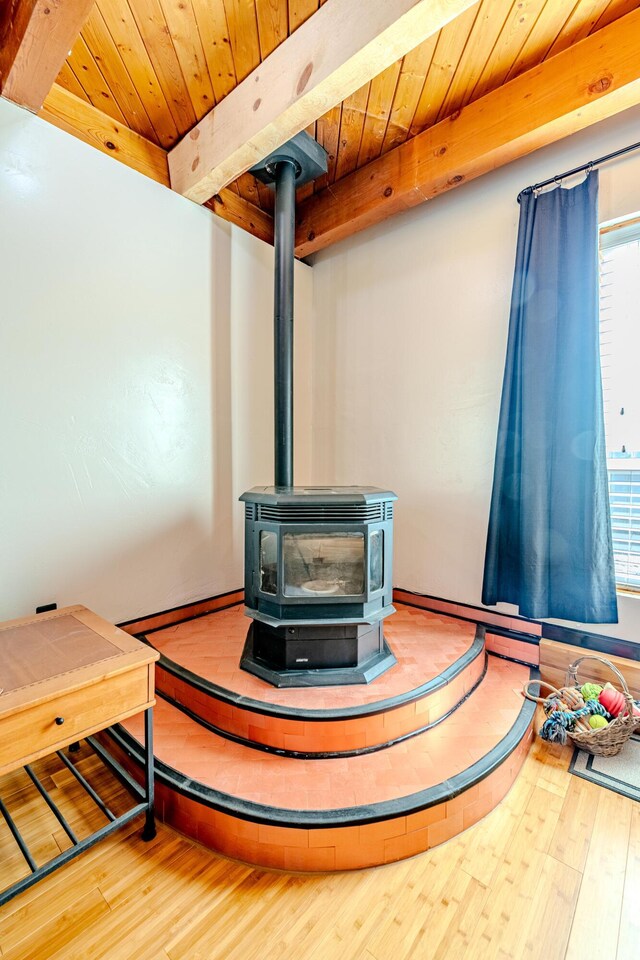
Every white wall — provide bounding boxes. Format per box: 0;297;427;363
4;90;640;641
310;104;640;642
0;97;313;624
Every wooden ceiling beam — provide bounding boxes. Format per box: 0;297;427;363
40;84;171;187
294;6;640;257
0;0;95;112
168;0;480;204
205;192;274;246
39;85;273;243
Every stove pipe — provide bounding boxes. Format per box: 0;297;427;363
249;133;328;490
273;160;296;489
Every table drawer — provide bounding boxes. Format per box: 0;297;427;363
0;666;152;774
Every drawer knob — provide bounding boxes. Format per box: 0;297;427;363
55;716;65;726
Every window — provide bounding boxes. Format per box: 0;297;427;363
599;216;640;591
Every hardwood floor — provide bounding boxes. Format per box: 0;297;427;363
0;733;637;960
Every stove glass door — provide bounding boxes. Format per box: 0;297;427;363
369;529;384;592
259;530;278;595
282;532;365;597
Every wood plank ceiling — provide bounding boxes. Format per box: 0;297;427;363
9;0;640;251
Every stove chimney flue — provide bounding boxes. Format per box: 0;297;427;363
250;133;328;491
273;159;296;489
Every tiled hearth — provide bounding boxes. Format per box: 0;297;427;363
104;602;537;871
145;604;487;753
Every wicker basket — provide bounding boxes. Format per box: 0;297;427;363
523;655;638;757
522;679;592;734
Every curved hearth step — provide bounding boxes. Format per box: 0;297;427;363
140;604;488;755
100;656;536;872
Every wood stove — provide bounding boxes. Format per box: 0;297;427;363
240;486;397;686
239;132;397;687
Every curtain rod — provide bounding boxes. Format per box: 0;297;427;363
518;138;640;202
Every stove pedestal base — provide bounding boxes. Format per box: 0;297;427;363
240;620;397;688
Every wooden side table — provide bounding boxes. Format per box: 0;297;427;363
0;604;159;906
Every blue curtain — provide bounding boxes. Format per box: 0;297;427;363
482;171;618;622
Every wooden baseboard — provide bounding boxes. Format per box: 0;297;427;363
539;638;640;700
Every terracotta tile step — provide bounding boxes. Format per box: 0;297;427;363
104;655;536;870
145;603;488;753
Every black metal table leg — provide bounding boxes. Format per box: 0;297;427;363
142;706;156;841
0;738;151;907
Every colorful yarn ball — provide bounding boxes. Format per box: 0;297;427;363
589;715;608;730
581;682;603;701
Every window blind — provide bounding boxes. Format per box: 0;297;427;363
599;219;640;591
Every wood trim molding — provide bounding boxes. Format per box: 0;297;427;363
0;0;94;112
168;0;479;204
600;215;640;237
540;638;640;700
294;7;640;257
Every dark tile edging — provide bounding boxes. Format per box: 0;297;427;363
482;624;541;647
485;650;537;670
541;623;640;662
139;627;486;723
105;664;539;830
155;651;488;760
